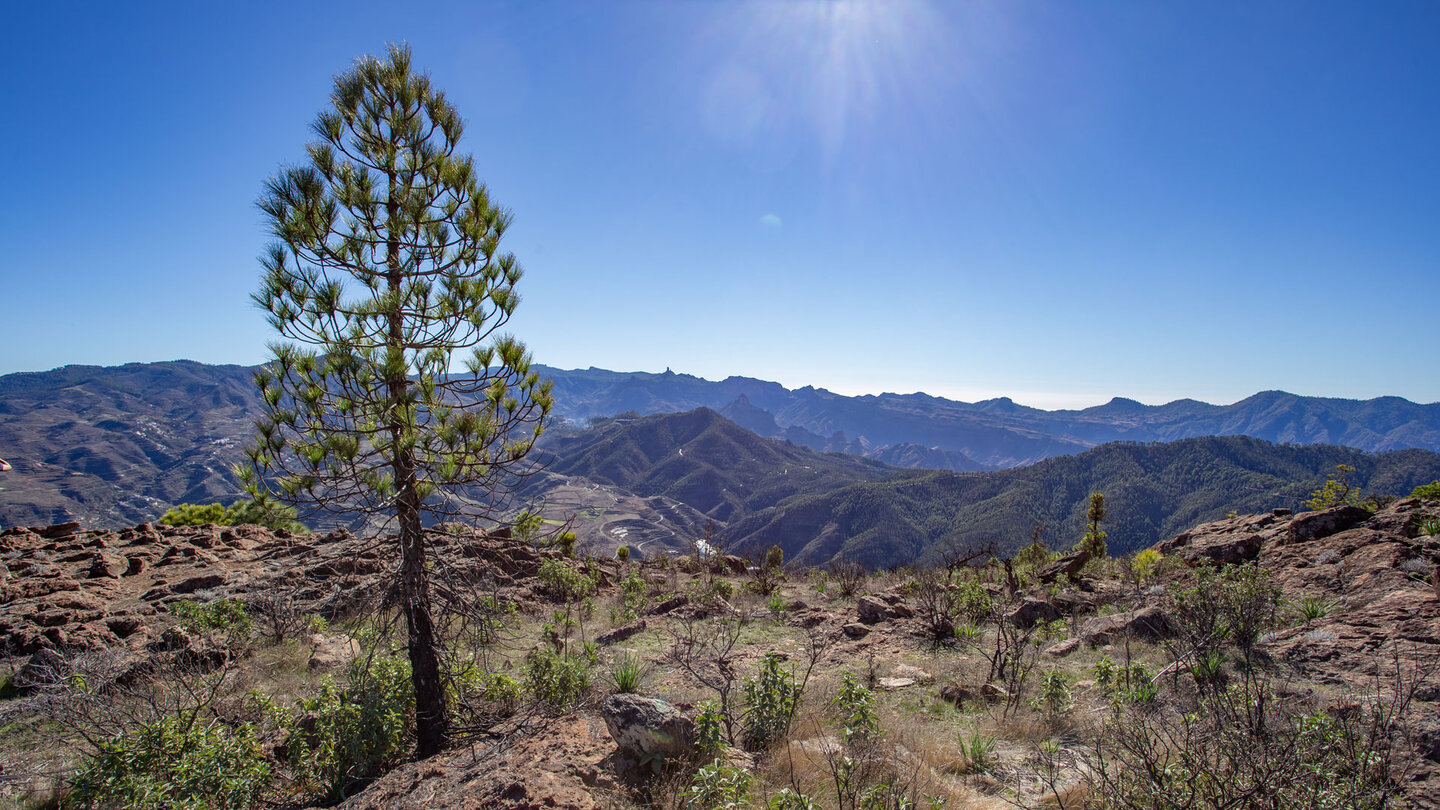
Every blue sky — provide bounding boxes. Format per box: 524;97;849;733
2;1;1437;408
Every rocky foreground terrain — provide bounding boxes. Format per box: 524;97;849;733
1;499;1438;808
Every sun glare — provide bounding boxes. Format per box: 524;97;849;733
697;0;964;160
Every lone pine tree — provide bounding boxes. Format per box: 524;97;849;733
241;45;552;757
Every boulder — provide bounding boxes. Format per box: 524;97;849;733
308;634;361;671
1282;506;1372;547
596;620;647;646
1037;549;1090;583
170;573;227;594
1080;606;1175;646
939;683;979;706
12;647;69;691
890;664;933;683
1007;598;1062;629
841;622;870;639
37;523;82;540
601;694;695;766
649;594;689;615
1045;638;1082;657
87;551;128;579
857;595;892;624
1159;528;1262;566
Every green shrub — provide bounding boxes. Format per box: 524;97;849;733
764;544;784;571
604;652;648;695
524;649;592;709
832;672;878;744
695;700;726;756
616;545;631;562
1190;648;1228;688
1296;595;1333;623
158;502;229;527
69;716;272;810
767;592;788;621
1093;653;1118;694
959;729;996;773
1013;540;1053;573
688;577;735;604
537;559;598;601
1131;549;1163;584
740;653;803;752
951;580;992;625
1030;668;1073;721
1412;480;1440;501
1168;564;1282;665
682;757;751;809
158;498;306;533
612;571;649;624
1304;464;1360;510
1091;680;1402;809
170;599;252;646
278;656;413;802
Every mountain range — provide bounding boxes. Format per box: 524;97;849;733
3;360;1440;569
537;366;1440;469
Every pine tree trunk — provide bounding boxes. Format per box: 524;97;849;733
397;470;449;757
386;178;448;758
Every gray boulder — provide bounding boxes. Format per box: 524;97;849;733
602;693;695;766
1007;598;1062;629
1080;606;1175;646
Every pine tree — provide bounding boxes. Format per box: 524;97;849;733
1078;492;1107;560
241;45;552;757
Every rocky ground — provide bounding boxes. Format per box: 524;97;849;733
1;499;1438;808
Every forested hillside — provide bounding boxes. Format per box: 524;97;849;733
723;437;1440;569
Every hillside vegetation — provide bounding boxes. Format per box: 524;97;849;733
723;436;1440;569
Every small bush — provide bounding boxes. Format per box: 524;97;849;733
616;545;631;562
829;560;867;597
1131;548;1163;585
1190;648;1228;688
69;717;272;810
524;649;593;709
1296;595;1333;623
159;498;306;533
1304;463;1360;510
1030;668;1073;721
279;656;413;802
767;591;788;621
959;729;996;773
740;653;803;752
832;672;879;744
695;700;726;756
612;571;649;624
683;757;751;809
170;598;251;646
952;579;992;625
604;652;648;695
953;622;981;645
1409;480;1440;500
537;559;598;601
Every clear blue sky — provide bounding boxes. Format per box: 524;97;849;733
2;1;1437;408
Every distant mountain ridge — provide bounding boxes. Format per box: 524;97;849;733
3;359;1440;531
535;365;1440;469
